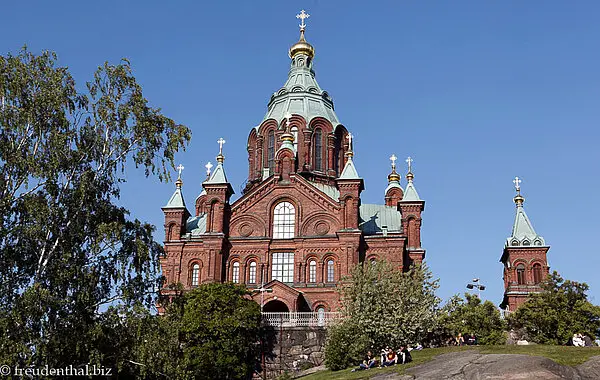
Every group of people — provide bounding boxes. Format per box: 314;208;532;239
351;346;413;372
570;333;594;347
450;333;478;346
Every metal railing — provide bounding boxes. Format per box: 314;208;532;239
261;312;342;327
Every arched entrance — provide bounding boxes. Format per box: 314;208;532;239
263;300;289;313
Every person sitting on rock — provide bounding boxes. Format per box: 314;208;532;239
456;333;465;346
382;348;398;367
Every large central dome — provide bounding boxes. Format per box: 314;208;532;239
262;29;340;126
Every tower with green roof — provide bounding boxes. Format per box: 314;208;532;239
500;177;550;312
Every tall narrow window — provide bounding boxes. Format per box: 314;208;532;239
273;201;295;239
267;130;275;174
232;262;240;283
533;263;543;284
272;252;294;283
191;263;200;286
309;260;317;283
249;261;257;284
516;264;525;285
327;260;335;282
314;129;322;171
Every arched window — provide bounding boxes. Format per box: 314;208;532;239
267;130;275;173
326;259;335;282
273;201;295;239
533;263;543;284
516;264;525;285
191;263;200;287
309;260;317;283
314;129;322;171
232;262;240;283
316;306;326;326
249;261;257;284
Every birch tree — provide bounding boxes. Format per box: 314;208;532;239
0;48;190;367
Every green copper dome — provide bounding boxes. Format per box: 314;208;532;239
262;33;340;126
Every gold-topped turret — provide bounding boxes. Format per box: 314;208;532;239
216;137;226;163
405;156;414;182
175;164;184;188
513;176;524;206
289;10;315;59
388;154;401;182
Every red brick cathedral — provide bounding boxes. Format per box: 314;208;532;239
500;177;550;312
159;12;426;313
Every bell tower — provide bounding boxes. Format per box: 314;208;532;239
499;177;550;313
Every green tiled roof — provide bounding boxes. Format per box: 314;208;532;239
164;187;186;209
339;158;360;179
205;162;228;184
187;214;207;236
359;204;402;235
402;181;421;201
506;204;546;247
261;48;340;126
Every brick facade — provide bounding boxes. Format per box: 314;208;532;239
159;25;426;313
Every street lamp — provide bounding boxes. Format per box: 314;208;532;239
467;278;486;299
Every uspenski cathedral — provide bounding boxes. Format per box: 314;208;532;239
159;10;550;314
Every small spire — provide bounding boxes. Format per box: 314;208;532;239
513;176;524;207
175;163;184;188
405;156;414;182
388;154;400;183
346;133;354;158
205;161;213;178
278;113;295;152
216;137;226;163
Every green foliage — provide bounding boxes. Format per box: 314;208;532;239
132;283;262;379
437;293;507;345
0;48;190;369
509;272;600;345
324;261;439;370
324;320;370;371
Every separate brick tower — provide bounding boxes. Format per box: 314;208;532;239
160;11;427;313
499;177;550;312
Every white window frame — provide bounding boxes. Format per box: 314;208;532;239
327;259;335;282
273;202;295;239
232;262;240;283
191;263;200;286
309;260;317;283
249;261;257;284
272;252;294;283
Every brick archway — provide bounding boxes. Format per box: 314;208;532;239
263;299;289;313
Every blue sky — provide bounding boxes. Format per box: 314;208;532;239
3;1;599;305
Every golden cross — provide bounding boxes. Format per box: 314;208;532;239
296;10;310;31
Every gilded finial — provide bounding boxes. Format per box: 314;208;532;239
345;133;354;158
216;138;226;163
513;176;524;206
388;154;400;183
290;10;315;59
405;156;414;182
175;163;184;188
281;113;295;142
